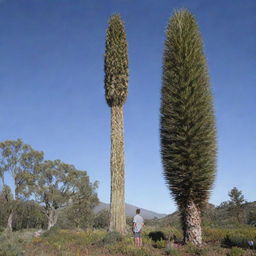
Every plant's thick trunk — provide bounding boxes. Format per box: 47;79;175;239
47;209;58;230
6;210;13;232
109;105;126;234
181;201;202;245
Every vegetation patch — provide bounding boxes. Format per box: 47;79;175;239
0;230;34;256
222;234;256;250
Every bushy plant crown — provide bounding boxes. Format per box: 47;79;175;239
160;10;217;210
104;14;128;107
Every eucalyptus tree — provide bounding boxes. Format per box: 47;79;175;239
29;160;98;230
64;170;99;229
104;14;128;234
160;10;217;245
0;139;43;231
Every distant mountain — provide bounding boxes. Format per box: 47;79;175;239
94;202;167;220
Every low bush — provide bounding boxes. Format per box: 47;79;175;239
145;227;182;242
0;226;5;233
226;247;245;256
165;247;180;255
107;242;155;256
203;227;256;248
203;227;228;242
29;228;107;254
185;243;209;256
101;231;123;245
0;232;25;256
93;210;110;229
103;235;158;256
222;234;256;250
41;226;60;237
142;236;154;247
154;239;166;249
148;231;166;242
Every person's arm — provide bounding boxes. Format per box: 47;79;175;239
141;218;144;231
133;222;136;232
132;217;136;232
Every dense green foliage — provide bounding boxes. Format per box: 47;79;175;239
161;9;216;211
0;139;44;231
104;14;128;107
12;200;47;230
228;187;246;206
247;209;256;226
101;231;123;245
0;139;44;198
93;210;110;229
0;139;99;232
227;187;246;224
160;10;216;244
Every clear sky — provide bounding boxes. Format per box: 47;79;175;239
0;0;255;214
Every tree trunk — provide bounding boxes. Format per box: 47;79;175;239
109;105;126;234
181;201;202;245
47;209;58;230
6;211;13;232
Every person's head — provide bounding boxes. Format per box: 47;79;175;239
136;209;141;215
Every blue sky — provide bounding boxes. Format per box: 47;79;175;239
0;0;255;214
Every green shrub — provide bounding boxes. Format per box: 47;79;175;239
0;232;24;256
148;231;166;242
203;227;228;242
223;234;256;249
185;243;209;256
146;228;182;243
155;239;166;249
165;247;180;256
226;247;245;256
41;226;60;237
246;211;256;227
93;210;110;229
0;226;5;233
142;236;154;247
101;231;122;245
34;228;107;253
203;227;256;248
104;236;156;256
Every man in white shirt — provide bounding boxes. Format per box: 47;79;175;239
133;208;144;247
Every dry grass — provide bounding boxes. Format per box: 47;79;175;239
1;227;256;256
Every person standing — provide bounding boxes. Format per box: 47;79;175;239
133;209;144;247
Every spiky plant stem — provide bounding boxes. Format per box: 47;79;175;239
109;105;126;233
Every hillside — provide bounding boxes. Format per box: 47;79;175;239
94;202;167;220
151;202;256;228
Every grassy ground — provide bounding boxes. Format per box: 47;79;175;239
0;227;256;256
